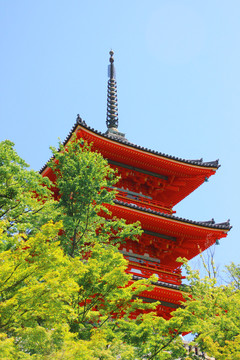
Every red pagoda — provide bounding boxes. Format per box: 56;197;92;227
41;51;231;319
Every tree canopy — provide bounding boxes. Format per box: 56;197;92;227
173;260;240;360
0;138;239;359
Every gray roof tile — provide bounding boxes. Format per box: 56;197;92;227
40;115;220;173
114;199;231;230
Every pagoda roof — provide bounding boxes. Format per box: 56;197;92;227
113;199;231;231
39;115;231;267
40;116;225;210
40;116;219;173
106;200;231;267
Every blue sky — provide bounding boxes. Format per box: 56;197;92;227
1;0;239;270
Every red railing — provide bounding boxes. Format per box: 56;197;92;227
125;259;182;286
114;190;174;214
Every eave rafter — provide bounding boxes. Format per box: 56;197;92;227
40;119;220;209
106;201;230;267
108;159;168;181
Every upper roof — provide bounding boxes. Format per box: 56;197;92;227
41;50;219;176
40;115;223;211
73;115;219;167
40;115;219;172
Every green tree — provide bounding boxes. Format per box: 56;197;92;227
49;137;141;257
3;138;224;359
173;260;240;360
45;138;192;359
0;140;162;359
48;138;161;346
0;221;80;332
0;140;57;251
226;262;240;290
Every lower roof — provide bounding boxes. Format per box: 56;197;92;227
113;199;231;231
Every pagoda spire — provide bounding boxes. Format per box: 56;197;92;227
106;50;119;129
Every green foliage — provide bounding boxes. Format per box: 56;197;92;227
173;260;240;359
113;312;188;360
0;221;79;333
2;138;239;359
49;137;141;257
0;139;164;359
226;262;240;290
0;140;57;251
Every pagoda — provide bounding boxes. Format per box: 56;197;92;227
41;51;231;319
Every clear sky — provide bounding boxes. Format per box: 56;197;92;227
1;0;239;270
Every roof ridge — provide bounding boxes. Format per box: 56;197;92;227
39;115;221;173
76;116;220;168
113;199;232;230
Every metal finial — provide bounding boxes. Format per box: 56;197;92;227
109;50;114;63
106;50;118;129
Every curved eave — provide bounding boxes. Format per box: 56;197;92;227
129;280;185;304
111;200;231;233
75;118;220;169
108;200;231;265
40;117;219;176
